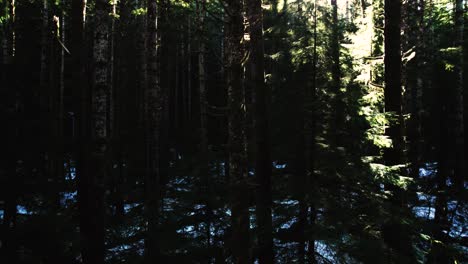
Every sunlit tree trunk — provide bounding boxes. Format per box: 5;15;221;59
225;0;250;262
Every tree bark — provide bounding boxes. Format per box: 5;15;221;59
225;0;250;262
453;0;464;194
383;0;403;166
382;1;416;262
246;0;274;262
144;0;162;262
78;0;110;263
306;3;318;263
71;0;88;262
331;0;343;146
198;0;208;154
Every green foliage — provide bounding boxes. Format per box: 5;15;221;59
131;7;146;16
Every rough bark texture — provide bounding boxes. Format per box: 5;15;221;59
225;0;250;262
78;0;109;263
246;0;274;262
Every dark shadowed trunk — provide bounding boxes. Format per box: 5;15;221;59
453;0;464;194
382;0;415;262
71;0;87;261
246;0;274;262
77;0;109;263
144;0;162;262
225;0;250;262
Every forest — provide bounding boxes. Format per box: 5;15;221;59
0;0;467;263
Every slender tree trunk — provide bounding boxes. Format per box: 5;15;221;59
1;161;18;263
49;8;67;263
407;0;424;180
246;0;274;262
225;0;250;262
109;0;116;138
361;0;366;17
464;0;468;195
198;0;207;154
453;0;464;194
186;17;191;123
430;103;450;264
71;0;89;262
9;0;15;58
40;0;49;113
306;3;318;263
144;0;162;262
331;0;342;146
1;1;17;263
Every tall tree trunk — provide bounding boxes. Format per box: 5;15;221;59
1;161;18;263
405;0;424;180
39;0;49;116
429;91;450;263
246;0;274;262
196;0;214;252
1;0;14;69
383;0;403;166
453;0;464;194
48;8;66;263
382;0;415;262
79;0;110;263
71;0;88;262
198;0;207;154
0;0;16;263
144;0;162;262
306;2;318;263
225;0;250;262
331;0;342;146
464;0;468;197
